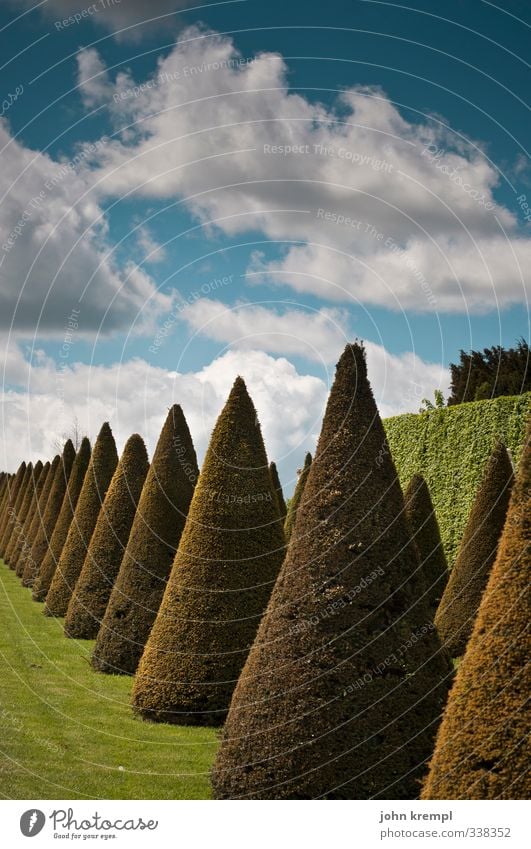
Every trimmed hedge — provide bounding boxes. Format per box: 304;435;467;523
9;461;44;573
132;378;286;726
0;461;27;555
33;439;91;602
269;462;287;521
22;442;76;587
4;462;35;566
434;442;514;658
21;454;61;584
384;392;531;564
92;405;198;675
44;424;118;617
18;458;59;576
404;474;448;616
212;344;451;800
284;452;312;542
16;461;51;579
64;433;149;639
422;420;530;799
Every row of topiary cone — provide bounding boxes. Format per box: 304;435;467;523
0;343;527;799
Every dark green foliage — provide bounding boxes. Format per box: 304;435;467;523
132;379;286;726
44;424;118;617
22;442;76;587
33;439;91;602
0;473;16;533
434;442;514;657
4;463;34;566
423;422;530;799
269;462;287;520
92;406;198;675
16;462;51;579
385;392;530;562
64;434;149;639
448;339;530;405
404;474;448;616
212;344;451;800
0;462;27;556
19;456;60;581
284;452;312;542
17;459;59;577
0;475;8;525
8;461;44;572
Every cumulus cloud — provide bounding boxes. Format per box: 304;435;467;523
0;339;447;481
179;300;351;363
8;0;196;41
0;122;172;335
77;47;113;108
177;299;449;411
0;343;327;483
85;26;529;312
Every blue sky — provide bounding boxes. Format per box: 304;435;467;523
0;0;529;489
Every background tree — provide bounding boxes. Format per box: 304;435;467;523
448;339;530;405
435;442;514;657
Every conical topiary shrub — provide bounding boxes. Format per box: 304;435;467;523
64;434;150;639
22;442;76;587
269;461;287;521
132;379;286;726
92;405;198;675
435;442;514;657
7;461;44;571
284;452;312;542
16;458;58;575
4;462;35;566
0;473;9;518
212;344;451;800
0;475;9;531
16;461;51;579
44;423;118;617
33;439;91;602
423;422;530;799
0;461;27;557
404;474;448;616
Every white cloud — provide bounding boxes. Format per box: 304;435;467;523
179;300;351;363
77;48;112;108
136;226;167;264
8;0;195;41
0;344;327;485
0;122;172;335
1;336;448;480
84;26;529;312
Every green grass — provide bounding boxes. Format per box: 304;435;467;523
0;561;218;799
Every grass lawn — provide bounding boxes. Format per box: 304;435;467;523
0;561;218;799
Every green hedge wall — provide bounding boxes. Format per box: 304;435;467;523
384;392;531;566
